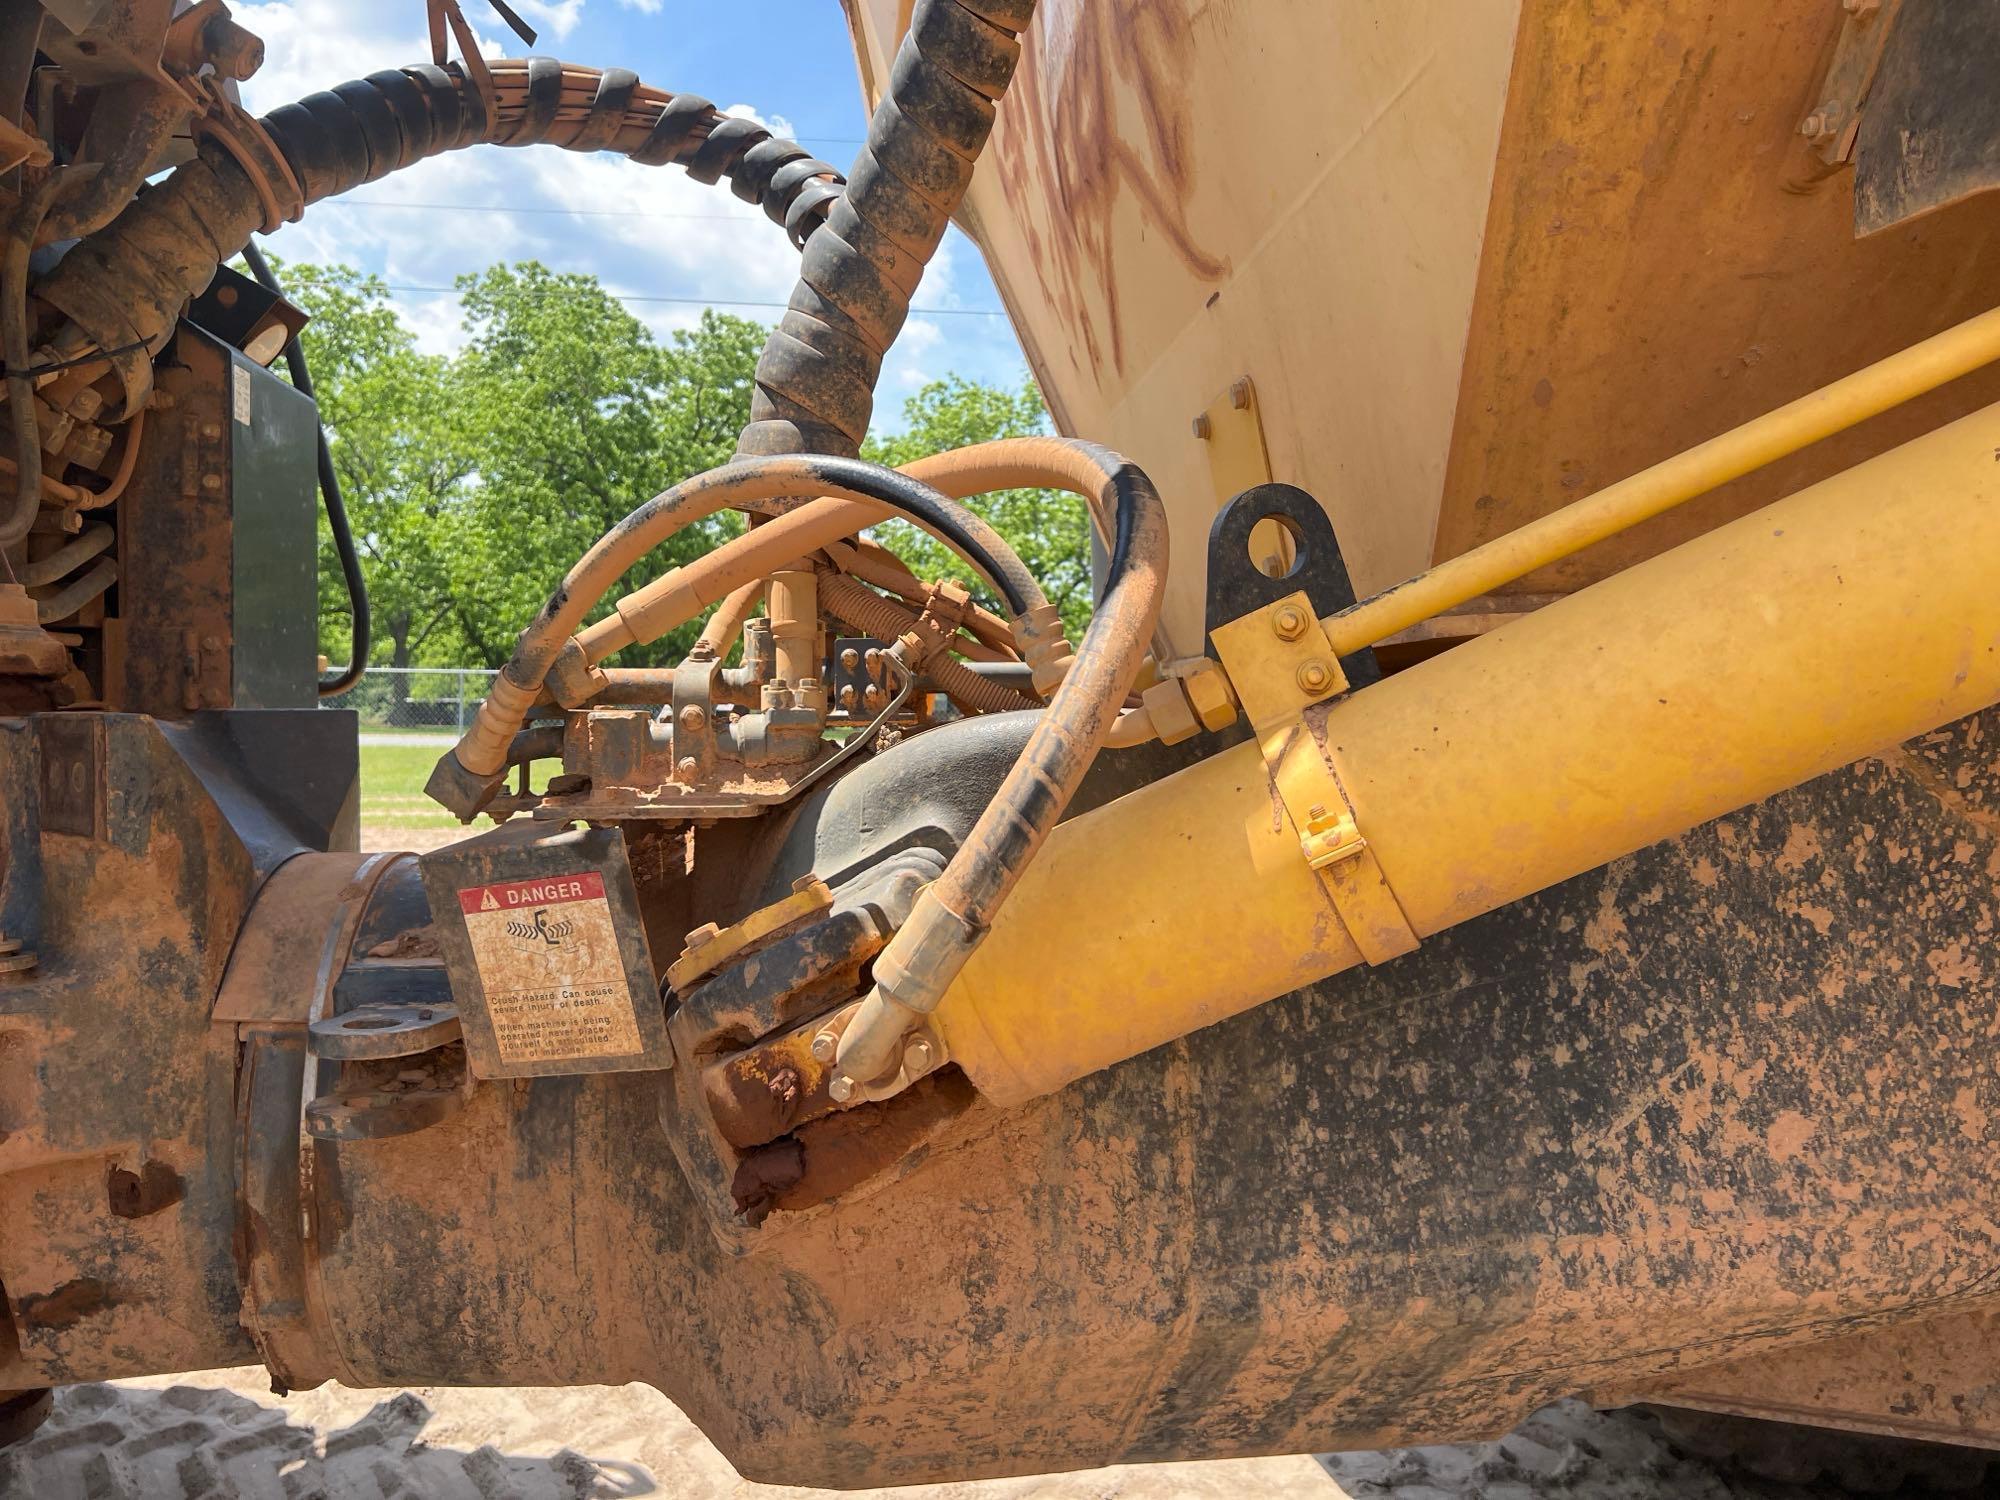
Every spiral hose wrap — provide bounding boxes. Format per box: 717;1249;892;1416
737;0;1038;462
259;60;845;245
34;59;845;418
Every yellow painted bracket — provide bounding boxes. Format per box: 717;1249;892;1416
667;875;832;994
1210;592;1417;966
1193;375;1293;576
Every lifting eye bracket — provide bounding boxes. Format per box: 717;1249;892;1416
1210;588;1417;967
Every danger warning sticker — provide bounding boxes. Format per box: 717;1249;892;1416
455;869;643;1064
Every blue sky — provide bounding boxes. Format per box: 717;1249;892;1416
234;0;1031;432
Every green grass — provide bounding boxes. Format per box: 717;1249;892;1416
359;741;464;830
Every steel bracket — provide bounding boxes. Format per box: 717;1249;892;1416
1800;0;1905;166
1210;590;1417;966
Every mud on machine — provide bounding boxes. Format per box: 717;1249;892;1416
3;0;2000;1487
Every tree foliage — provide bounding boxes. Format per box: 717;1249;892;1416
862;377;1094;639
278;261;1084;677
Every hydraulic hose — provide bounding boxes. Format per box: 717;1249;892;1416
1;175;63;550
1321;300;2000;658
33;556;116;623
577;438;1140;679
832;442;1167;1089
430;454;1054;814
34;58;847;421
240;237;371;699
737;0;1039;463
694;578;764;658
816;569;1036;714
825;536;1018;658
17;521;111;588
572;459;1048;667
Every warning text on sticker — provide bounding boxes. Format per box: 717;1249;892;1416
457;870;607;915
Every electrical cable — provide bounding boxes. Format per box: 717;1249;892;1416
240;236;371;698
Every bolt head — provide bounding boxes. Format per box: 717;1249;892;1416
828;1074;855;1103
1296;660;1333;695
1271;603;1308;641
200;473;222;491
1230;378;1252;410
1191;413;1212;441
676;756;700;779
677;704;706;731
811;1030;838;1064
904;1036;935;1078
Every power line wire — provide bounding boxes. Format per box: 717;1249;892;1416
379;283;1008;317
342;197;776;223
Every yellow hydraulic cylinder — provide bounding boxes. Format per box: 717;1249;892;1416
938;397;2000;1105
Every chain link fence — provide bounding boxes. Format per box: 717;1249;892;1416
329;667;497;734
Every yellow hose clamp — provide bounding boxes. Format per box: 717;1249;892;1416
1210;591;1418;965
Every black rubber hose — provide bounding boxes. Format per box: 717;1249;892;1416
256;60;843;245
737;0;1038;462
34;60;846;421
240;238;370;699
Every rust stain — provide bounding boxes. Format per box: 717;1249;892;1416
990;0;1226;381
15;1278;123;1332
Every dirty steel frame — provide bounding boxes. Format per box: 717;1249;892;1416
5;0;2000;1489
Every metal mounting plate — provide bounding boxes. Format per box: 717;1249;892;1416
1204;483;1379;687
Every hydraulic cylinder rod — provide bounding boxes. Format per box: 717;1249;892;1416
1322;303;2000;657
938;395;2000;1104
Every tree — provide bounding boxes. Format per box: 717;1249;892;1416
862;377;1093;639
278;262;479;701
446;267;756;667
284;260;768;676
280;259;1088;687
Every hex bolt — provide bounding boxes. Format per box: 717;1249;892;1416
840;647;860;671
828;1074;856;1103
200;473;222;491
903;1036;936;1078
1296;659;1334;695
677;704;706;732
839;685;857;710
1230;378;1252;410
1271;603;1308;641
810;1030;838;1064
676;755;699;779
1191;413;1212;441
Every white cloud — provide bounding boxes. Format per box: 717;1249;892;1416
509;0;585;43
229;0;1033;432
